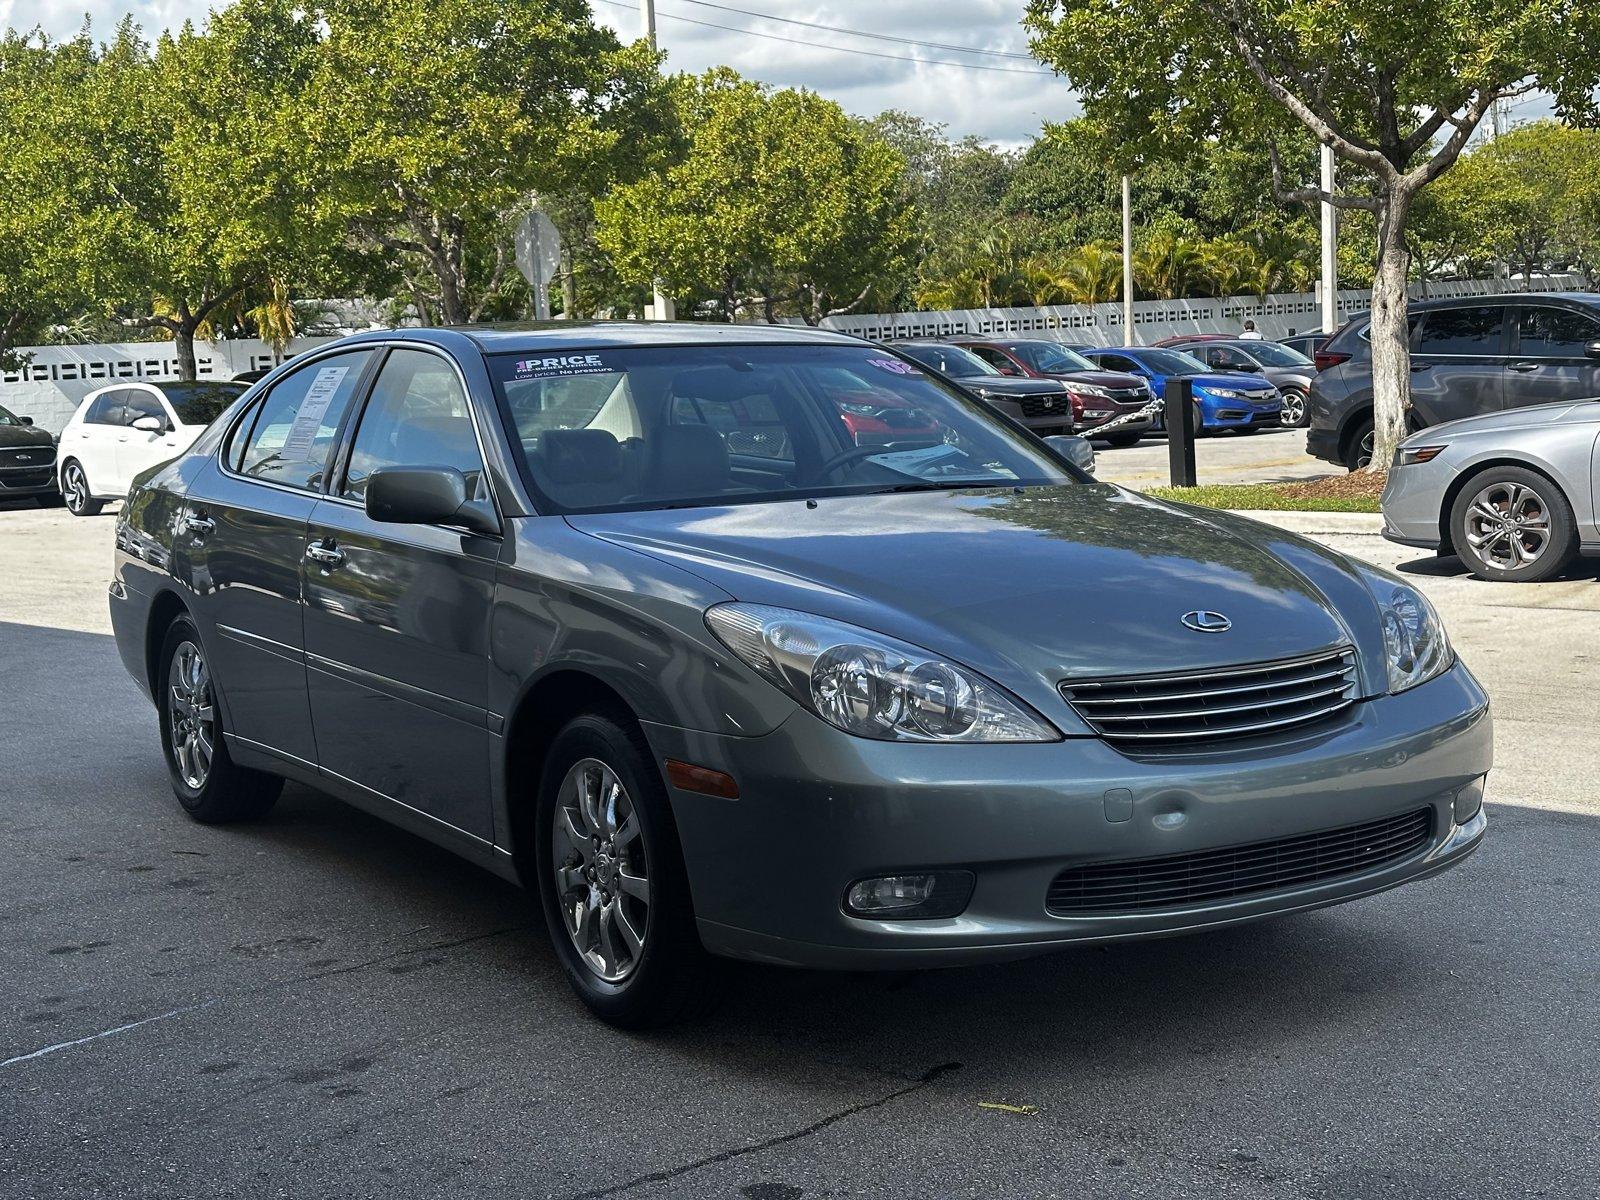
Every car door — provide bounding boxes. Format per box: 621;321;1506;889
115;387;183;492
302;346;500;841
179;349;378;767
1507;303;1600;409
1408;304;1509;425
67;390;127;494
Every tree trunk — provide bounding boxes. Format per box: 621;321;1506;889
174;321;200;382
1368;188;1415;471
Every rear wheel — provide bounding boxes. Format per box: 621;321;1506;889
61;461;104;516
1342;418;1375;471
158;617;282;822
534;711;715;1028
1449;466;1577;583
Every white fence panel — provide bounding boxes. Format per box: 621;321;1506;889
1;337;337;433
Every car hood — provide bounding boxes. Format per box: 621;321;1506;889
954;375;1068;396
568;486;1371;705
1405;399;1600;442
0;423;54;450
1191;371;1276;392
1034;370;1146;390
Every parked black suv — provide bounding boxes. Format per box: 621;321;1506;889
1307;293;1600;469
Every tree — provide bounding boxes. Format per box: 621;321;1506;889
310;0;660;325
597;71;917;323
1026;0;1600;468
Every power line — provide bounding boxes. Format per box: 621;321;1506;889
594;0;1058;76
670;0;1038;61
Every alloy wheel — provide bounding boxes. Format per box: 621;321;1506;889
551;757;650;983
1353;428;1376;469
1280;391;1306;427
167;641;216;789
64;464;87;514
1462;481;1550;573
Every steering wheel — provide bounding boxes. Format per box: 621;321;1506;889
814;445;886;478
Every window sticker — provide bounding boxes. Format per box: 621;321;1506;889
511;353;611;379
864;357;923;375
279;365;349;460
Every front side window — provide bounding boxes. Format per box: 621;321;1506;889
85;392;128;426
235;350;373;491
342;348;484;501
491;344;1077;515
1416;307;1505;355
0;404;24;427
124;390;167;427
1137;350;1208;375
1517;306;1600;357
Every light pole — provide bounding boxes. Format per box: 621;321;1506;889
641;0;676;321
1319;145;1338;334
1121;174;1134;344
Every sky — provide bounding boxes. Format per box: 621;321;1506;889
9;0;1074;144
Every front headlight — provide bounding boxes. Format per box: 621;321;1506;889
1395;444;1446;466
1357;567;1454;693
706;603;1059;743
1207;387;1242;399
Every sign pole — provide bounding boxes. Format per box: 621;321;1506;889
641;0;675;321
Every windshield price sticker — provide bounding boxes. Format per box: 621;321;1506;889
865;357;922;375
512;354;611;379
280;365;349;460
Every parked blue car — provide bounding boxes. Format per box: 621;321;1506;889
1071;346;1283;432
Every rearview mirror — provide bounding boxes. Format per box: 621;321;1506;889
1044;434;1096;476
131;415;164;433
365;466;499;536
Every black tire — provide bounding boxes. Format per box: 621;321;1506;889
533;710;716;1029
1191;401;1207;438
1342;418;1375;472
35;491;65;508
157;616;282;822
1103;431;1142;448
61;460;105;516
1449;466;1577;583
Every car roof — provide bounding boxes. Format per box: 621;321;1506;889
345;321;866;354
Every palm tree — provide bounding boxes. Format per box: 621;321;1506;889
1133;231;1208;300
1056;242;1123;305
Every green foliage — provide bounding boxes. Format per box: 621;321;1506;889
1148;483;1381;513
597;71;917;322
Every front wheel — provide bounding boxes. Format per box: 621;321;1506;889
1450;467;1577;583
534;711;715;1028
158;617;282;822
61;461;104;516
1279;390;1308;427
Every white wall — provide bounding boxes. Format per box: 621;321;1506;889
1;336;337;434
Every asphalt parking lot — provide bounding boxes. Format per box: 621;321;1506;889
2;490;1597;1199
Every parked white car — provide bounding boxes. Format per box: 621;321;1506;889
57;381;246;515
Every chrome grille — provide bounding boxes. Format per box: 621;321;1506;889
1060;647;1359;749
1016;392;1068;419
1046;806;1432;914
0;447;54;470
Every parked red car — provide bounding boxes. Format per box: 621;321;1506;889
946;337;1156;446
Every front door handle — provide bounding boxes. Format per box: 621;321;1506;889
182;513;215;537
305;540;345;568
1508;361;1541;372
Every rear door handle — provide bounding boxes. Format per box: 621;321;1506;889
1508;361;1541;372
305;540;345;568
182;513;215;536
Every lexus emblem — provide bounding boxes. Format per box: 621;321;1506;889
1181;610;1232;633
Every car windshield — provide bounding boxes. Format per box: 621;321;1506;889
1242;342;1313;367
0;404;24;426
161;382;247;426
490;344;1077;515
1008;342;1096;373
891;343;998;378
1135;349;1209;375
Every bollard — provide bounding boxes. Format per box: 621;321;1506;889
1166;377;1197;488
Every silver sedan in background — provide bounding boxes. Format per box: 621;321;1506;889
1382;399;1600;581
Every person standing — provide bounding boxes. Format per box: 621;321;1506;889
1240;319;1264;340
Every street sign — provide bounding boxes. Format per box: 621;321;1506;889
515;208;563;320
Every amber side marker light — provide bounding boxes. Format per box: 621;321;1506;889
665;759;740;799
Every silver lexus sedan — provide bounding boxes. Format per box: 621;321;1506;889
1382;399;1600;582
110;324;1491;1027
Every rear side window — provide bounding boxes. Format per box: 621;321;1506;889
234;350;373;491
1517;306;1600;357
1416;307;1504;355
341;348;485;500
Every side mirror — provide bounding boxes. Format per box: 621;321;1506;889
19;415;32;426
1585;339;1600;359
131;415;165;433
1237;361;1262;372
365;466;499;536
1044;434;1096;476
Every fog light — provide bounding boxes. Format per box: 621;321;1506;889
1454;777;1486;824
843;871;974;919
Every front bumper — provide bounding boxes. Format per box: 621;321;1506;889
1380;458;1457;551
0;458;60;498
648;662;1491;969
